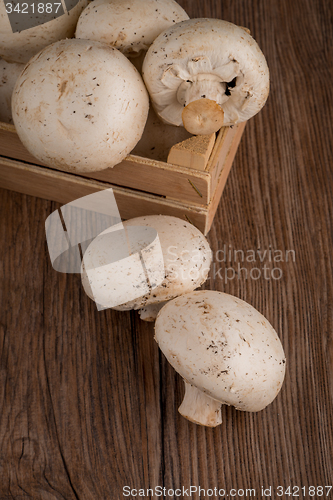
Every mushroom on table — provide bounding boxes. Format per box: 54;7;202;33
155;290;286;427
81;215;212;320
142;18;270;134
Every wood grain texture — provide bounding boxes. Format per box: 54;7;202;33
167;133;216;171
0;1;332;499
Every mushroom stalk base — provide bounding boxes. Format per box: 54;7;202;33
178;380;222;427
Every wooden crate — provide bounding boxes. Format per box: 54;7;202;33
0;118;246;235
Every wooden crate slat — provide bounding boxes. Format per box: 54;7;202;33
207;122;246;192
0;122;246;206
0;122;211;205
81;155;210;205
0;156;209;233
0;120;246;234
205;122;247;233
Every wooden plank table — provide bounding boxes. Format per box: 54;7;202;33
0;0;332;498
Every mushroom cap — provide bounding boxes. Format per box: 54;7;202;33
155;290;286;412
75;0;189;57
0;58;24;124
0;0;88;64
142;18;270;127
12;39;149;173
81;215;212;310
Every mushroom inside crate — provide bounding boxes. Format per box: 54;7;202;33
0;58;24;124
142;18;270;135
75;0;189;71
0;0;88;64
154;290;286;427
11;38;149;173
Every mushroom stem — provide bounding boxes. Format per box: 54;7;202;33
179;77;226;135
178;380;222;427
182;99;224;135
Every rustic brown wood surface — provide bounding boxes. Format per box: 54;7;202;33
0;0;332;498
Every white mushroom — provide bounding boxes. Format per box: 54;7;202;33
0;58;24;123
11;38;149;173
154;290;286;426
142;18;270;134
75;0;189;60
0;0;88;64
81;215;212;319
